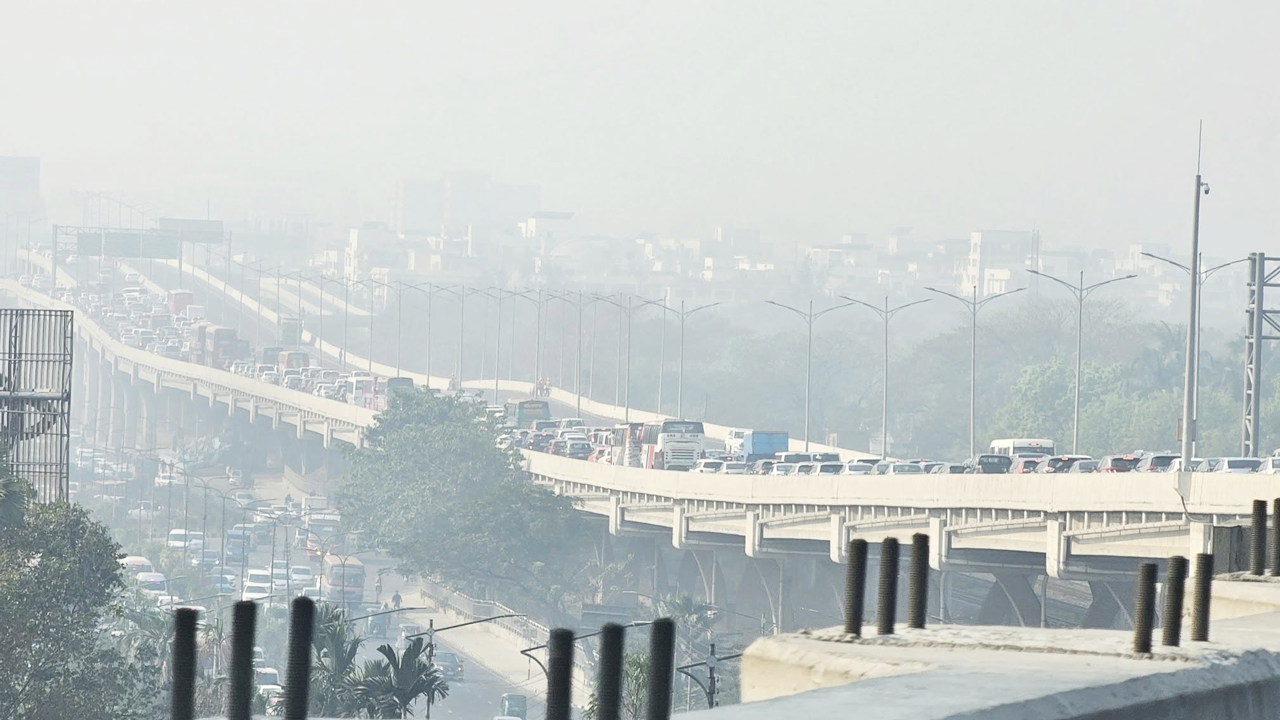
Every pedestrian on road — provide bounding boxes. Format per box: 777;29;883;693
375;576;383;601
392;590;402;610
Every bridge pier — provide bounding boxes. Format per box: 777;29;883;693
93;359;111;447
120;378;138;449
140;390;159;450
975;574;1042;627
1081;580;1135;629
107;368;126;450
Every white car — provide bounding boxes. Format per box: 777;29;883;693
135;572;168;596
155;470;179;487
271;568;289;592
720;461;750;475
691;459;725;473
232;489;255;506
1206;457;1263;473
242;583;272;602
245;569;273;588
166;529;192;548
289;566;314;586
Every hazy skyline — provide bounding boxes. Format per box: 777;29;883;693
2;1;1277;252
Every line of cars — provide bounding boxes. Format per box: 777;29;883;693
499;418;596;460
972;451;1280;475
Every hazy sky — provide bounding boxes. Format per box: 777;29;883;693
2;1;1277;253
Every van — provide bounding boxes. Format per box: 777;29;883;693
500;694;528;719
119;555;155;575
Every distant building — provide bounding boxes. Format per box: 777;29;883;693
963;230;1039;297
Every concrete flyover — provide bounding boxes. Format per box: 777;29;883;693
13;254;1280;630
106;254;855;459
3;280;372;449
526;451;1269;582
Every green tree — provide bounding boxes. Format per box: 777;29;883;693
0;487;163;720
310;603;365;716
583;652;650;720
347;638;448;718
337;390;595;618
0;469;29;528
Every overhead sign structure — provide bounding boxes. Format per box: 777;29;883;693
74;231;180;259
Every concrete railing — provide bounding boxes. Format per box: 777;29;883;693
528;451;1273;516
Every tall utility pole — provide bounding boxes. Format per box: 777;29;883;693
764;299;856;451
1141;251;1244;456
1027;269;1137;453
594;294;637;422
843;296;930;458
645;300;720;419
924;285;1025;458
657;290;669;414
550;292;596;417
1181;128;1211;466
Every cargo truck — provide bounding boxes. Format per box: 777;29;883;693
740;431;789;462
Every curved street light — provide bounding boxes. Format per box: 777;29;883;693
923;286;1025;457
764;299;857;451
841;296;932;459
1026;270;1137;453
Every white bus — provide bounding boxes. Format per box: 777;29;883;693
609;423;644;467
639;420;706;471
990;438;1055;458
344;376;376;408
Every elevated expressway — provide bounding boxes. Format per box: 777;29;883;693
10;255;1274;627
5;276;1266;582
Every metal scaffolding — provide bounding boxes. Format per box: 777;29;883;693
1242;253;1280;457
0;308;73;502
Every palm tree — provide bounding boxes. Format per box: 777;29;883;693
584;652;650;720
350;638;448;718
655;595;719;647
310;604;365;716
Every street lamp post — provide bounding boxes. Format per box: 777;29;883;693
643;300;720;419
595;294;663;422
924;285;1025;457
1026;270;1137;453
1141;251;1244;456
1181;158;1211;463
764;299;857;451
842;296;931;459
406;614;525;719
341;277;350;371
550;291;598;417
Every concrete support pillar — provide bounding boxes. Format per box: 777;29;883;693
83;348;100;440
1081;580;1135;630
121;381;137;449
976;574;1042;627
107;373;125;450
141;391;159;450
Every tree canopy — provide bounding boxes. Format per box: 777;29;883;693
0;485;162;720
337;390;597;616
